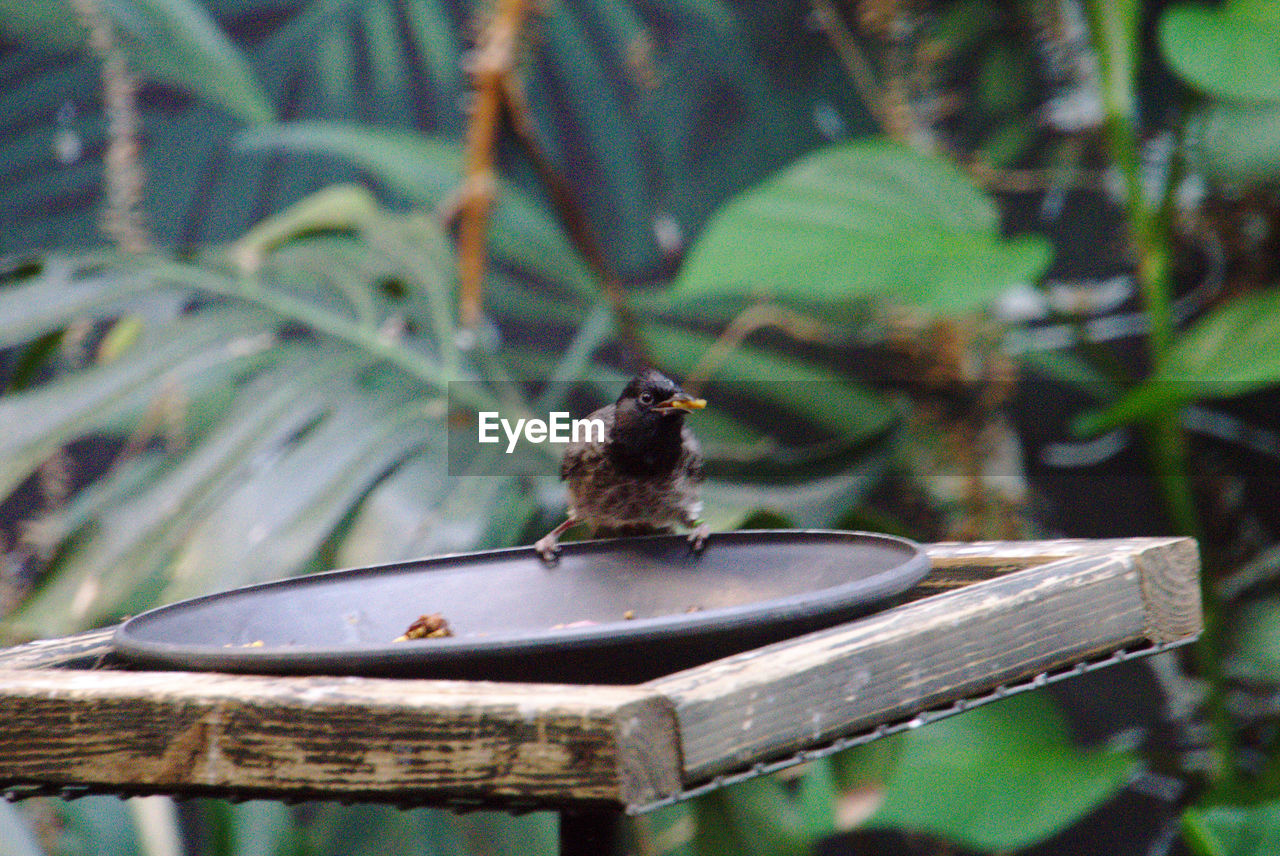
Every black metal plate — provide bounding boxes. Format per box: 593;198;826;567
112;530;929;683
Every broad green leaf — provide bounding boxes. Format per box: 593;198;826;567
0;256;164;350
691;775;808;856
0;0;88;51
402;0;467;134
234;183;382;269
0;306;268;502
1187;101;1280;184
2;200;523;638
865;691;1138;851
671;140;1052;311
644;320;896;443
539;4;654;276
235;122;597;296
1077;288;1280;433
113;0;275;124
700;456;885;531
358;0;413;127
1017;347;1123;401
2;0;279;124
236;121;463;202
1184;800;1280;856
8;356;338;636
161;388;425;600
1160;1;1280;103
795;759;841;841
1224;596;1280;683
1161;288;1280;389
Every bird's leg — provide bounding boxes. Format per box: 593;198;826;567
535;515;579;562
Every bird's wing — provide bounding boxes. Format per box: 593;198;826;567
559;402;615;481
680;423;704;482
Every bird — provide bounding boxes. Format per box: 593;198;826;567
535;369;708;561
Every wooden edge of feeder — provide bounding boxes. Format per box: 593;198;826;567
0;537;1200;807
0;627;117;671
645;536;1201;781
0;668;683;808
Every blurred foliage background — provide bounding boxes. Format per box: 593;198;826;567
2;0;1280;854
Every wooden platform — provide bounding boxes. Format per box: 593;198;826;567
0;537;1201;813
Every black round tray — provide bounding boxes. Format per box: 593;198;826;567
112;530;929;683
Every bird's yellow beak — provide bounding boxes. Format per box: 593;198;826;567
656;393;707;413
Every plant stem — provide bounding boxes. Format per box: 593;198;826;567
458;0;535;330
1086;3;1233;799
70;0;151;255
1085;1;1198;538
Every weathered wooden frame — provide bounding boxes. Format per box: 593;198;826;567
0;537;1200;813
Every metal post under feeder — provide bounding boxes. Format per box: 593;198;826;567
0;534;1202;855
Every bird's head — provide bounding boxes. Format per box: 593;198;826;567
608;370;705;475
617;370;706;419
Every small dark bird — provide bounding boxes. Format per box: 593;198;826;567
535;370;708;561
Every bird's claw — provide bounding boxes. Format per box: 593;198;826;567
687;523;710;555
534;534;562;564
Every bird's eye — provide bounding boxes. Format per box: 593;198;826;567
638;391;654;405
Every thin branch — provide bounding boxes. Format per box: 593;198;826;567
500;74;652;369
457;0;534;331
810;0;903;140
70;0;151;255
682;303;832;395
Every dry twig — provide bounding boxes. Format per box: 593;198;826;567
70;0;151;254
683;303;832;395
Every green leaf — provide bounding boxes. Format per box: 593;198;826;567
865;691;1138;851
111;0;276;125
1017;347;1123;401
1184;800;1280;856
0;0;274;123
0;256;162;350
1078;288;1280;432
1;196;536;639
1160;1;1280;103
0;0;88;51
237;121;463;200
701;458;886;531
643;320;896;444
234;183;382;266
1186;101;1280;184
671;139;1052;311
691;776;808;856
1224;596;1280;683
235;122;597;297
1155;289;1280;387
0;306;268;502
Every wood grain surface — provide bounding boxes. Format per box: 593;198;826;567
0;668;680;807
646;537;1199;780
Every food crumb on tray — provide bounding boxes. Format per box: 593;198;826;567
394;612;453;642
